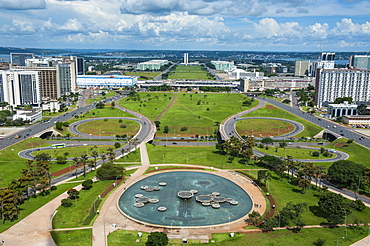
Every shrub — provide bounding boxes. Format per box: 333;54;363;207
114;142;121;148
120;124;127;128
82;179;93;190
180;126;188;131
61;198;73;207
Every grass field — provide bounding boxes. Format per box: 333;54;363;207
145;144;261;169
242;170;370;225
107;227;368;246
158;93;258;136
77;118;139;136
33;145;114;160
52;180;113;228
0;182;78;233
246;104;323;138
123;71;161;80
255;146;334;159
236;119;295;137
117;92;174;120
167;65;215;80
51;229;92;246
327;138;370;168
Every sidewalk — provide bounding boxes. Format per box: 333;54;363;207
0;184;82;246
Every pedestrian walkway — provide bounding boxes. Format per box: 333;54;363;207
0;184;82;246
351;235;370;246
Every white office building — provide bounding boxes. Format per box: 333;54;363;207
77;75;137;88
327;102;357;118
0;70;41;107
310;52;335;77
315;68;370;108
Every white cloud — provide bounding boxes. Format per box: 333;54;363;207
307;22;329;39
11;19;35;32
58;18;85;32
0;0;46;10
253;18;302;38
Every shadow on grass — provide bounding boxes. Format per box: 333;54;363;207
309;205;326;218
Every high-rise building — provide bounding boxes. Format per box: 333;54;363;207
349;55;370;69
0;70;41;106
315;68;370;107
211;61;235;71
294;60;310;76
184;53;188;65
10;53;35;66
310;52;335;77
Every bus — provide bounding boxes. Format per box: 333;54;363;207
51;143;66;149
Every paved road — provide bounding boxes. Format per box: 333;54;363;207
257;96;370;148
0;93;127;151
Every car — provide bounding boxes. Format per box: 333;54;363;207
172;142;177;144
359;137;363;140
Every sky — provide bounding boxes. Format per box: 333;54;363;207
0;0;370;52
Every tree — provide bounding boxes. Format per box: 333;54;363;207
67;188;80;199
163;125;170;134
96;162;125;180
357;104;370;115
34;153;51;162
279;142;287;148
247;211;261;225
318;192;351;224
56;156;67;165
261;137;273;146
298;178;311;193
145;232;168;246
327;160;365;187
82;179;93;190
334;97;353;104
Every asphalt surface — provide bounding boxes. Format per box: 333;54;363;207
257;96;370;148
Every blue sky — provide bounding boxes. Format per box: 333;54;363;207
0;0;370;51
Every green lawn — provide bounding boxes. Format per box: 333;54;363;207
201;227;368;246
146;144;260;169
0;182;78;233
117;92;174;120
33;145;113;161
241;170;370;225
236;119;295;137
246;104;323;138
327;138;370;168
51;229;92;246
0;137;51;187
158;93;258;137
52;180;113;228
77;118;139;137
255;146;334;159
108;230;149;246
167;65;215;80
123;71;161;80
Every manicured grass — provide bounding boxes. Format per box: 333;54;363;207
33;145;113;160
246;104;323;138
51;229;92;246
146;144;260;169
327;138;370;168
77;118;139;136
108;230;149;246
117;149;141;163
0;182;78;233
236;119;295;137
167;65;215;80
117;92;174;120
123;71;161;80
199;227;369;246
158;93;258;136
255;146;334;159
52;180;113;228
0;137;51;187
241;170;370;225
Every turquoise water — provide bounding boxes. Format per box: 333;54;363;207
118;171;253;227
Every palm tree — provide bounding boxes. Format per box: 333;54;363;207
91;150;99;170
298;178;311;194
72;157;80;179
80;154;88;177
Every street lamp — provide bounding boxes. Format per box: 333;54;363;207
343;208;347;238
336;237;344;246
277;211;281;228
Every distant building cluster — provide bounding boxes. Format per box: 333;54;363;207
76;75;137;89
137;60;169;71
0;53;85;108
211;61;235;71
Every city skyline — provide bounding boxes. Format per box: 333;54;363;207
0;0;369;52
